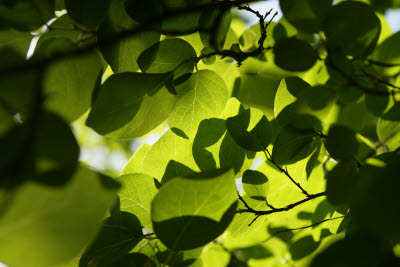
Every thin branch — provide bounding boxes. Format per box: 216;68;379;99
313;129;327;139
263;215;346;243
262;148;311;197
368;59;400;68
0;0;263;76
236;192;326;216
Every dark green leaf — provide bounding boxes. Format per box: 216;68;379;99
365;83;389;117
352;158;400;242
151;169;237;250
279;0;332;33
272;126;315;165
326;124;359;160
372;32;400;76
226;108;272;151
98;0;161;73
86;72;177;139
80;212;143;267
323;1;381;58
65;0;111;29
0;111;79;187
199;7;231;50
0;0;55;31
0;28;32;56
124;0;161;24
273;37;318;72
138;38;196;77
326;161;358;207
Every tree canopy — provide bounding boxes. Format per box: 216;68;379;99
1;0;400;266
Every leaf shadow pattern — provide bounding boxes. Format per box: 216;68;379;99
192;118;255;175
152;202;237;251
160;160;195;186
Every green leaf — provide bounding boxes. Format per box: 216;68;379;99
201;243;231;267
227;194;268;238
0;166;119;267
37;14;91;48
272;126;315;165
323;1;381;58
274;76;312;126
326;124;359;160
372;32;400;76
0;111;80;187
0;0;55;31
99;28;160;74
143;129;197;183
365;83;389;117
151;169;237;250
273;37;318;72
310;235;388;267
124;0;161;24
279;0;332;33
167;70;229;138
65;0;111;29
122;144;151;174
326;161;358;207
160;1;202;36
86;72;177;139
80;212;143;267
193;117;256;177
138;38;196;77
226;108;272;151
0;28;32;56
39;41;103;121
0;48;39;115
98;0;161;73
201;47;216;65
199;8;232;50
352;159;400;242
242;170;269;201
116;173;158;229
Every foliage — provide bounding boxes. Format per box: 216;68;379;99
1;0;400;266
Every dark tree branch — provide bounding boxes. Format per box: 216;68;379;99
368;59;400;68
237;192;325;216
263;215;346;243
0;0;263;75
262;148;311;197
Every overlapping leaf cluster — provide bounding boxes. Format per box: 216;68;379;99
1;0;400;266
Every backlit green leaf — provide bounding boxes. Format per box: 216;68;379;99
0;166;119;267
272;126;315;165
242;170;269;201
151;169;237;250
116;173;158;229
86;72;177;139
122;144;151;174
138;38;196;76
167;70;229;138
226;108;272;151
